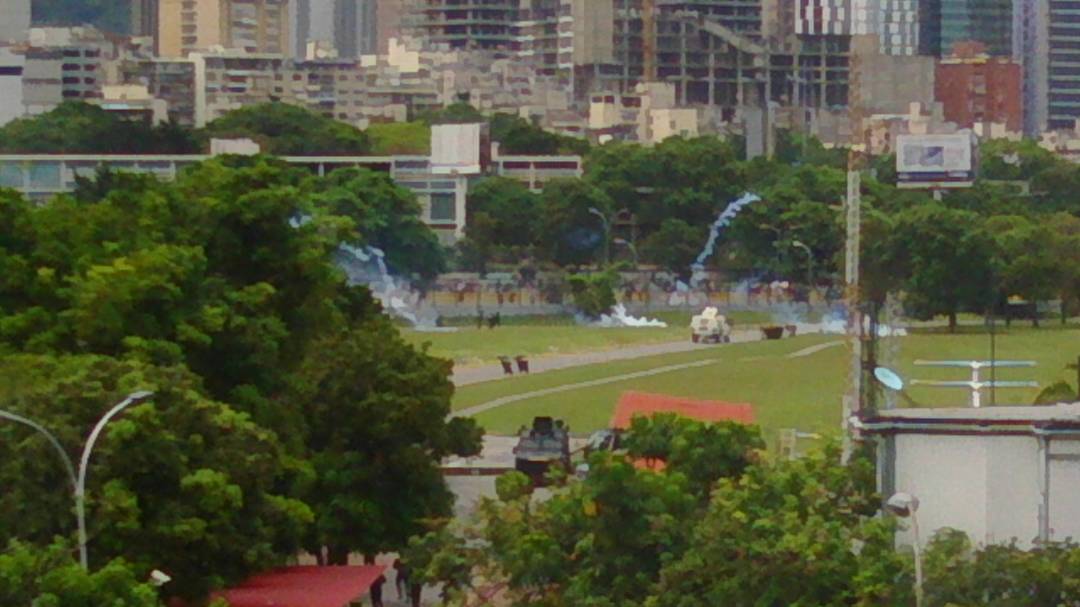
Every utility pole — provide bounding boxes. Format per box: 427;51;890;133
842;39;867;463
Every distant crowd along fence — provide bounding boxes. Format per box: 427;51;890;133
421;273;839;311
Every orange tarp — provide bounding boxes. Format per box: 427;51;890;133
611;391;754;430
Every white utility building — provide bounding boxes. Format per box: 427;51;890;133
862;405;1080;548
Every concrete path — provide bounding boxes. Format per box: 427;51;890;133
784;340;844;359
451;328;764;387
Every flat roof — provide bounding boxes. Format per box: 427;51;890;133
862;403;1080;432
215;565;385;607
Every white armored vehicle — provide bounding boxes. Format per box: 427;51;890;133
690;307;732;343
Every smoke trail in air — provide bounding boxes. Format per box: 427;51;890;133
691;192;762;271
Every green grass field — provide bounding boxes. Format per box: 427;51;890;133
402;310;775;367
452;325;1080;446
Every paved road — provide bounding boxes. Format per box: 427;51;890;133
451;328;766;387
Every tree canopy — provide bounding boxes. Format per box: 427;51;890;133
0;155;477;601
0;103;199;154
201;102;372;156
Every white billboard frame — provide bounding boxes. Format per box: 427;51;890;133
896;133;975;190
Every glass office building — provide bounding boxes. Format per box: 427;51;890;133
919;0;1013;56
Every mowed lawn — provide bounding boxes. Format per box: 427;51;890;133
453;326;1080;445
401;310;774;367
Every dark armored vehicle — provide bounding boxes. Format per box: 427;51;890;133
513;416;570;486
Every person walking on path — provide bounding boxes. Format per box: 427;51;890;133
393;559;411;601
370;573;386;607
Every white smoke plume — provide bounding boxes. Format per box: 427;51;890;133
594;304;668;328
691;192;762;271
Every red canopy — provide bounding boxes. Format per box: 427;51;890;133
216;565;385;607
611;391;754;430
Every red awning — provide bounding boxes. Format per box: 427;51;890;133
611;391;755;430
216;565;385;607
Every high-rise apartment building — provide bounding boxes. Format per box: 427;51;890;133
1045;0;1080;130
0;48;25;126
919;0;1012;57
335;0;377;57
796;0;851;35
159;0;290;58
401;0;850;115
407;0;520;51
0;0;31;43
375;0;404;53
851;0;919;55
1013;0;1047;134
936;41;1022;131
119;58;199;125
131;0;160;38
294;0;387;58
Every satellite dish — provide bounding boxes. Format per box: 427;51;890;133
874;367;905;391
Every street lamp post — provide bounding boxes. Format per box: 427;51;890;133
791;240;814;288
588;207;610;267
613;237;639;268
0;390;154;570
885;492;924;607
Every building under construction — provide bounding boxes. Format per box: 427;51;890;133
405;0;851;116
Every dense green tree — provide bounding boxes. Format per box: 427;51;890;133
622;415;764;501
887;204;997;331
411;429;902;607
418;103;485;125
651;444;905;607
288;323;481;564
1;540;161;607
567;270;618;318
775;129;848;169
640;219;707;276
0;103;199;154
0;355;312;600
201;102;371;156
366;121;432;155
1050;213;1080;318
490;113;589;156
985;215;1063;325
462;177;542;264
921;529;1080;607
313;167;447;279
537;178;614;266
980;138;1062;182
0;154;467;600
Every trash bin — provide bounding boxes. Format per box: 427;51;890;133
498;356;514;375
761;326;785;340
515;355;529;374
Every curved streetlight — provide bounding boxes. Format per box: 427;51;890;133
791;240;815;287
885;492;924;607
613;237;639;268
0;409;78;492
587;207;610;267
0;390;154;569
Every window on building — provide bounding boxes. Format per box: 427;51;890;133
429;193;456;222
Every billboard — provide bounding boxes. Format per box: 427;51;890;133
896;133;975;189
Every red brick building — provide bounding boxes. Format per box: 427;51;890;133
935;41;1022;133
